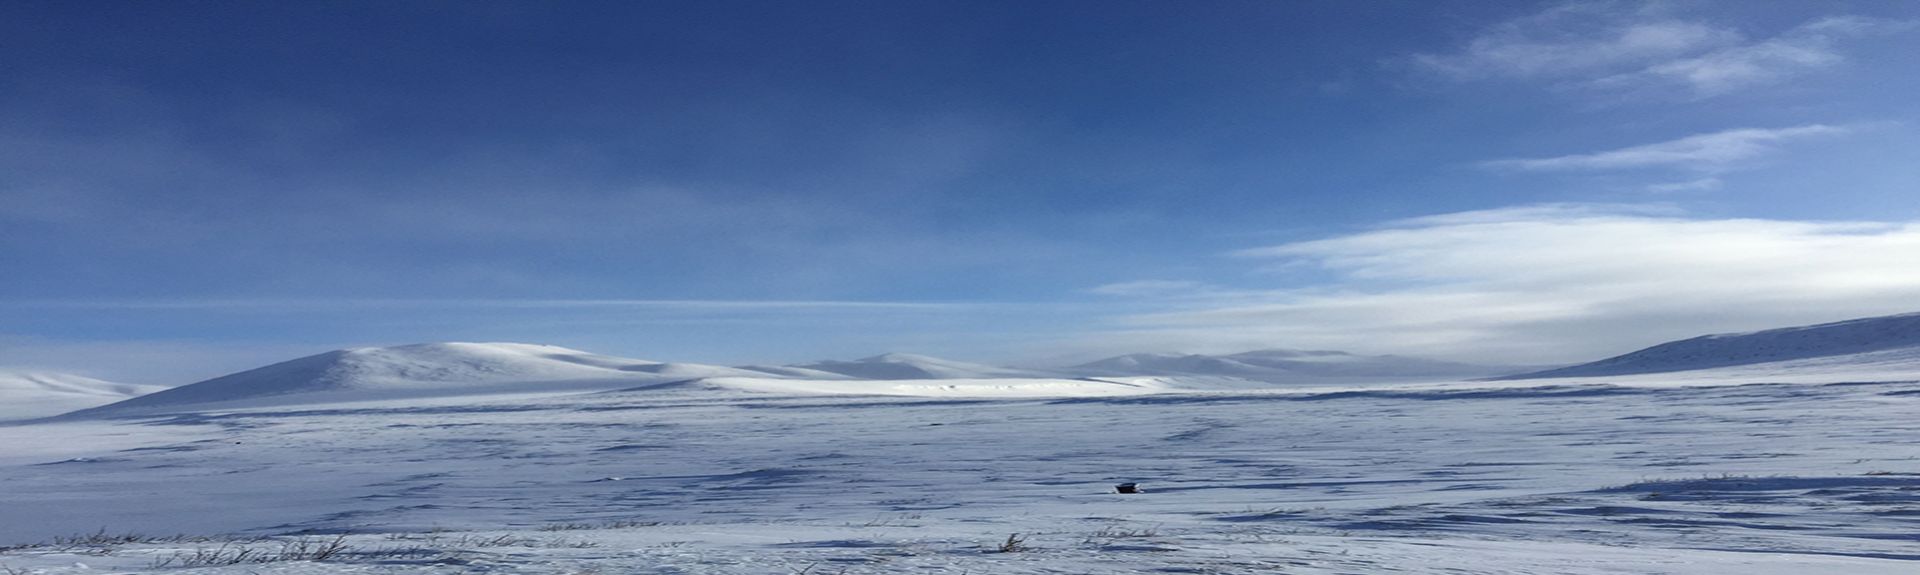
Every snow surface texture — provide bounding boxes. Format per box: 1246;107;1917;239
1504;311;1920;379
7;352;1920;572
0;371;165;421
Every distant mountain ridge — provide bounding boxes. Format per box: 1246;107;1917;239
788;353;1051;380
1072;349;1512;383
58;342;1546;418
0;371;167;421
1499;312;1920;379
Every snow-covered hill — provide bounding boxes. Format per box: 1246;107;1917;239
1500;312;1920;379
790;352;1054;380
0;371;166;421
70;344;1348;417
63;343;708;417
1073;349;1511;383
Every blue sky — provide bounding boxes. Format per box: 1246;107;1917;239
4;1;1918;383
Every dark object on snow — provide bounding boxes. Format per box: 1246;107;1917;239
1115;482;1139;494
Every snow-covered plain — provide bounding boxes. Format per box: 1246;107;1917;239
5;352;1920;573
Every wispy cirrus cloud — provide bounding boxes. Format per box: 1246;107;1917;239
1483;125;1848;172
1086;280;1217;298
1409;3;1738;81
1644;177;1724;193
1604;16;1917;98
1406;3;1911;99
1080;204;1920;365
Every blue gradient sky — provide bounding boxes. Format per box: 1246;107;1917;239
4;1;1919;383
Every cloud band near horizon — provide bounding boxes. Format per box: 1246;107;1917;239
1087;204;1920;365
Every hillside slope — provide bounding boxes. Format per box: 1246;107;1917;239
1500;312;1920;379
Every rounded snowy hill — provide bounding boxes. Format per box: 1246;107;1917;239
0;371;167;421
63;343;707;417
1501;312;1920;379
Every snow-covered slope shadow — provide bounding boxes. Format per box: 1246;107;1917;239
1501;312;1920;379
0;371;167;421
60;343;699;418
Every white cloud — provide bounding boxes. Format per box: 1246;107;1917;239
1407;4;1910;98
1606;16;1916;98
1088;280;1215;298
1410;4;1738;80
1645;177;1723;193
1094;205;1920;365
1483;125;1846;172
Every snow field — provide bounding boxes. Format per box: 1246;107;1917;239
5;375;1920;573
